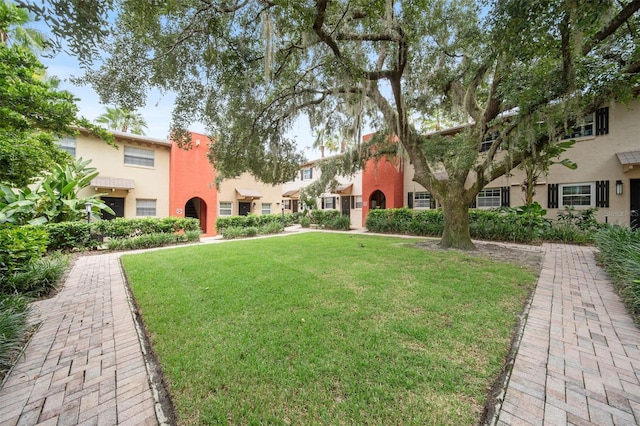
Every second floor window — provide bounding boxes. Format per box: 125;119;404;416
57;136;76;157
124;146;155;167
301;168;313;180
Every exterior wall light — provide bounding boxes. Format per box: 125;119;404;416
616;180;623;195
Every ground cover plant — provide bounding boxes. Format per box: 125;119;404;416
122;233;536;424
595;226;640;321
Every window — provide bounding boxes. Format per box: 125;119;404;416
302;168;313;180
477;188;501;208
562;113;594;139
261;203;272;215
57;137;76;156
219;202;232;216
480;131;499;153
322;197;335;209
560;183;594;207
414;192;431;208
353;195;362;209
136;199;156;216
124;146;155;167
282;199;291;209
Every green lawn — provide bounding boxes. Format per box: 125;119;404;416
122;232;536;425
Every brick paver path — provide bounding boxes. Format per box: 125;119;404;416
0;253;158;425
497;244;640;425
1;240;639;425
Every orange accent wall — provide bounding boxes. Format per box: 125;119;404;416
361;134;404;226
169;132;218;236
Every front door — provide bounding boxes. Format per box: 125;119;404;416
101;197;125;220
341;196;351;216
239;202;251;216
292;200;299;213
631;179;640;230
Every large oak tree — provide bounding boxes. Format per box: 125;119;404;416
25;0;640;249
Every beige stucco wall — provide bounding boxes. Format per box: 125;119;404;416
75;132;171;218
218;173;284;216
488;102;640;225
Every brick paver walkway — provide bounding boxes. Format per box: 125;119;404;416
1;239;639;425
0;254;159;425
497;244;640;425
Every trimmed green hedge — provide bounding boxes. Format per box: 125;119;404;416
366;208;595;244
216;213;297;232
93;217;201;238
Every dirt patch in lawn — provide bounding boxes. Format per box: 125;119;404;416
415;239;544;275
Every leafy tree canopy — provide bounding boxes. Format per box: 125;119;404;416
0;1;113;187
23;0;640;248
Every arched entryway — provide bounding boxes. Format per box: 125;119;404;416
185;197;207;232
369;190;386;210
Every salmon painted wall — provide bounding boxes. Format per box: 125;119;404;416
361;134;404;225
169;132;218;235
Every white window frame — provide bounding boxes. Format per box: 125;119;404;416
261;203;272;215
562;113;594;140
354;195;362;209
124;146;155;167
323;196;335;209
414;192;431;208
477;188;502;208
560;183;595;207
282;199;292;209
136;199;157;216
302;168;313;180
219;202;233;216
57;136;76;157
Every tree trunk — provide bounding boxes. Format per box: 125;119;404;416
439;190;476;250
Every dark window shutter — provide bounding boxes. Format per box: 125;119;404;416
309;168;313;179
501;186;510;207
321;198;325;209
596;180;610;208
595;107;609;135
407;192;413;209
548;184;559;208
470;199;477;209
350;196;355;209
300;170;303;180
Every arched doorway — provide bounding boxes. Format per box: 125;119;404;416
369;190;386;210
185;197;207;232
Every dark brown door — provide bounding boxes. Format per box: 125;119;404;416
101;197;124;220
341;196;350;216
239;202;251;216
631;179;640;230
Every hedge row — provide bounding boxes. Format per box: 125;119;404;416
365;208;595;244
216;213;298;232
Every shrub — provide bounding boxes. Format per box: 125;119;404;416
300;216;311;228
106;231;200;250
595;226;640;321
1;252;70;298
94;217;200;238
217;214;293;232
261;222;284;235
328;215;351;230
0;294;29;377
310;210;341;227
0;226;48;277
41;221;98;251
366;207;598;244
